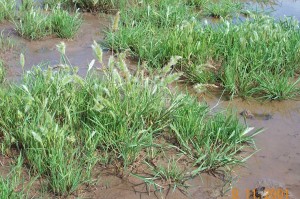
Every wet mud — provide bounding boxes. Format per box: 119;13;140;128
201;95;300;199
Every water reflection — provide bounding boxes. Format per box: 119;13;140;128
247;0;300;20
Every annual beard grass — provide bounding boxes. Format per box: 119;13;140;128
105;3;300;100
204;0;243;18
170;96;258;174
0;60;5;83
43;0;124;12
0;42;256;196
14;8;52;40
51;6;82;39
0;155;29;199
14;4;82;40
0;0;16;22
0;31;15;51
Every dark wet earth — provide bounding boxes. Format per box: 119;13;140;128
0;1;300;198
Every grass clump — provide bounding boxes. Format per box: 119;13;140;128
186;0;208;8
0;60;5;83
0;42;256;196
44;0;123;12
14;8;51;40
106;4;300;100
14;3;82;40
51;7;82;38
73;0;122;12
0;0;16;22
204;0;243;18
0;156;28;199
0;31;15;51
105;0;192;66
141;158;189;192
171;97;255;173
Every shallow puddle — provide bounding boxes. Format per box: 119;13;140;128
1;13;113;81
264;0;300;20
201;95;300;198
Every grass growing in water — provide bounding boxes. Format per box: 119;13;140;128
14;8;52;40
0;31;15;51
51;6;82;38
0;0;16;22
105;3;300;100
43;0;124;12
204;0;243;18
14;3;82;40
0;42;255;196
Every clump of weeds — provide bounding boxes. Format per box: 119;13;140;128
51;6;82;38
0;31;15;51
14;1;82;40
0;60;6;83
43;0;124;12
0;41;255;197
0;0;16;22
186;0;208;8
170;96;260;173
0;155;33;198
204;0;243;18
106;2;300;100
14;8;52;40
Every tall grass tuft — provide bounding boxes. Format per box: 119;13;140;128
0;42;256;196
0;0;16;22
14;5;82;40
14;8;52;40
51;6;82;38
0;60;5;83
43;0;124;12
171;96;256;173
0;156;28;198
204;0;243;18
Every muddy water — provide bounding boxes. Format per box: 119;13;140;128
0;13;112;81
265;0;300;20
248;0;300;20
200;95;300;198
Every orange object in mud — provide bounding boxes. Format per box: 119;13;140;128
232;188;289;199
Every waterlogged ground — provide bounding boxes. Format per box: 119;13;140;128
204;97;300;199
0;13;112;81
0;1;300;199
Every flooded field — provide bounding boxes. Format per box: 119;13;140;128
0;0;300;198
